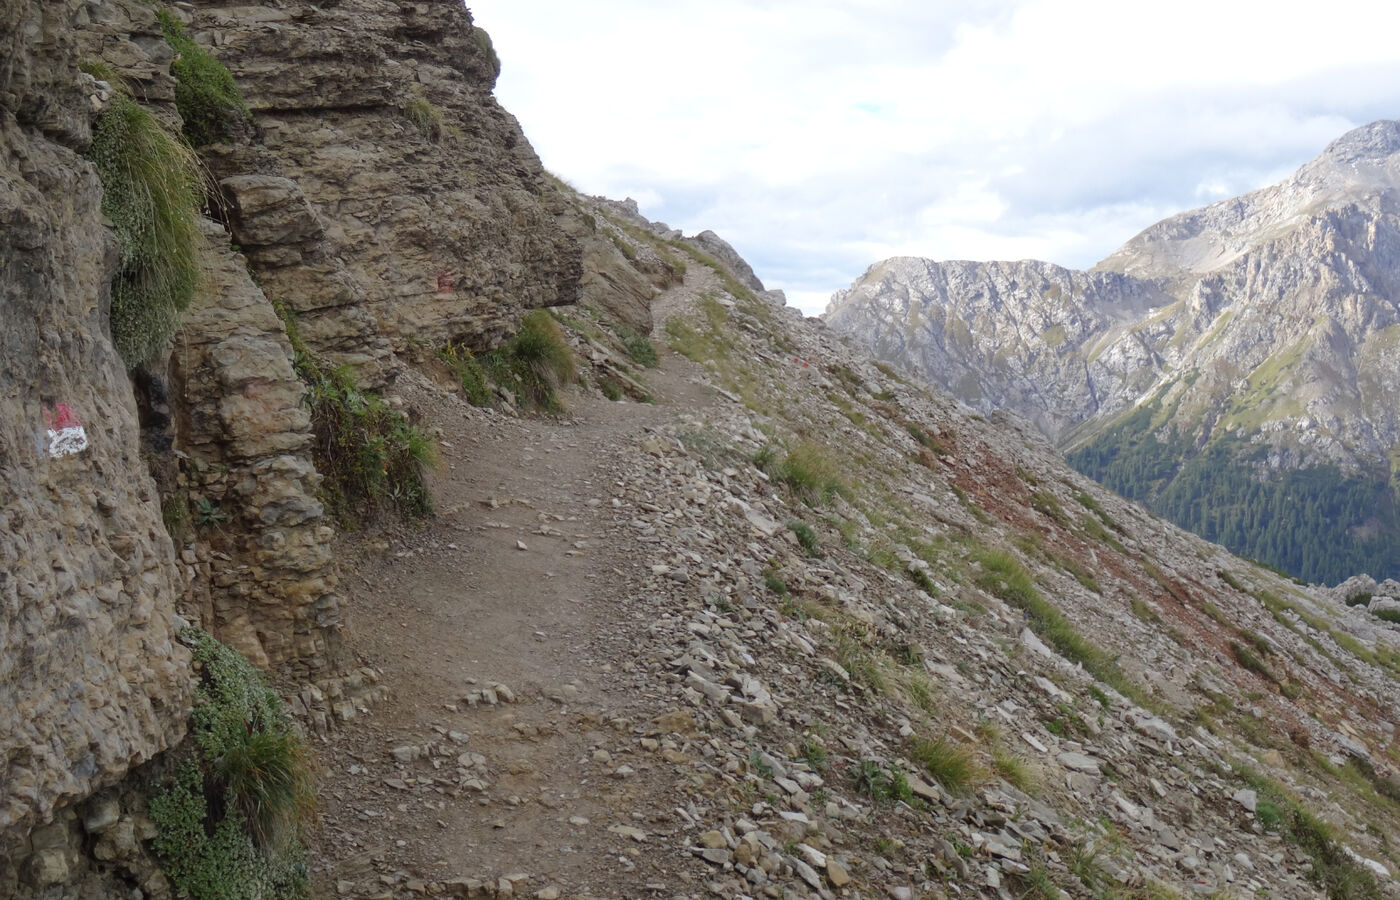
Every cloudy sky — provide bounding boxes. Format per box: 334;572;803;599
469;0;1400;315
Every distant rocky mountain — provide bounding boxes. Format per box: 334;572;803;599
824;121;1400;584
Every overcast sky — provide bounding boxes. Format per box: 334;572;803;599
468;1;1400;315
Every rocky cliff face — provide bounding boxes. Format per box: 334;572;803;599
189;0;583;374
826;121;1400;583
1;0;588;884
0;0;190;863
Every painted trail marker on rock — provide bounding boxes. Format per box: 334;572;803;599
44;404;89;458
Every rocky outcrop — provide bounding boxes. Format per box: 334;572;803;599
167;220;345;678
0;0;190;861
186;0;583;371
691;228;766;293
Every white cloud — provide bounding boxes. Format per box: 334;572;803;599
469;0;1400;314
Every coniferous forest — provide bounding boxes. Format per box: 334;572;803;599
1067;403;1399;585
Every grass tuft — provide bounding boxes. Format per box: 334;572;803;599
909;736;978;793
151;629;312;897
89;93;205;367
776;442;848;505
974;548;1151;707
482;310;577;414
438;342;493;406
787;519;821;556
278;305;434;524
158;9;251;146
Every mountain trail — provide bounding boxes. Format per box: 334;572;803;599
307;271;724;897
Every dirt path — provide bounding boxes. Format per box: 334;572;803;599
308;274;723;898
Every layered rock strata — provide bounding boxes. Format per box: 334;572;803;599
186;0;583;373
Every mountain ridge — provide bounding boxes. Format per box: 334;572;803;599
825;119;1400;584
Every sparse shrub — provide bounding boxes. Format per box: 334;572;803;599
1130;596;1161;623
776;442;848;505
615;325;659;367
904;674;937;713
852;760;911;803
752;443;779;473
1030;490;1068;525
1229;640;1278;683
974;548;1148;705
908;566;939;598
1256;799;1284;831
158;9;251;146
89;93;204;367
1218;569;1246;591
150;629;311;898
1373;608;1400;624
909;736;977;793
599;378;623;401
483;310;577;414
404;96;442;141
162;493;192;540
1346;592;1374;607
763;569;789;597
1200;601;1230;625
787;519;820;556
905;422;948;455
438;342;493;406
799;739;828;773
834;632;887;694
278;305;434;524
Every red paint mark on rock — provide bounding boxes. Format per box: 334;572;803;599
43;404;89;458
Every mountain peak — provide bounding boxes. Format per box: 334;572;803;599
1318;118;1400;166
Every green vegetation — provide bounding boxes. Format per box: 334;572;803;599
404;96;443;141
438;343;493;406
786;519;821;556
973;548;1149;705
1228;640;1278;684
1030;490;1068;525
150;630;311;899
614;325;659;367
157;9;250;146
908;736;978;793
489;310;577;413
1069;411;1399;583
278;305;434;524
89;93;204;367
775;442;848;505
990;746;1037;793
852;759;914;804
1234;766;1384;900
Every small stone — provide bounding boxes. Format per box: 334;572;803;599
1233;788;1258;814
535;888;562;900
827;859;851;887
608;824;648;842
698;830;727;849
1058;751;1101;775
516;540;528;551
792;859;823;890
